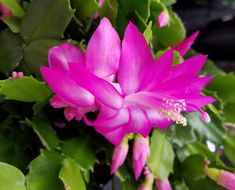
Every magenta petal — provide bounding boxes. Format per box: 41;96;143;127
69;62;124;109
102;127;125;145
49;43;85;70
50;95;68;108
91;108;130;133
64;106;77;121
41;67;95;107
118;22;153;95
155;76;214;95
169;55;207;79
186;94;216;111
140;49;174;90
86;18;121;78
126;106;151;137
173;31;199;57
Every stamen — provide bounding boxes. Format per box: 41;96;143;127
161;98;187;126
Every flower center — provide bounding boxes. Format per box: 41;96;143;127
160;98;187;126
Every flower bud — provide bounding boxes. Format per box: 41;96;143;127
207;168;235;190
155;178;172;190
111;136;129;174
0;4;12;20
138;168;154;190
157;11;169;28
8;71;24;79
132;135;150;180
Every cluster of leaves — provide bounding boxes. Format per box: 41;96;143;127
0;0;235;189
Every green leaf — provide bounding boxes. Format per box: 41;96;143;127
224;136;235;166
182;141;224;166
2;17;21;33
182;154;206;180
26;150;64;190
167;125;196;147
61;137;97;172
98;0;118;24
153;12;186;48
0;76;52;102
147;129;175;180
161;0;176;6
24;39;60;76
224;103;235;123
71;0;97;20
174;181;190;190
118;0;150;21
59;158;86;190
0;29;23;75
0;162;26;190
181;155;226;190
187;112;227;144
207;73;235;103
143;21;152;45
0;135;14;163
24;117;59;151
20;0;74;43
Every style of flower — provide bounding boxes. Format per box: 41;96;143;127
41;18;121;121
70;20;215;145
157;11;169;28
0;4;12;20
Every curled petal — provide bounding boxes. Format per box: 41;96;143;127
86;18;121;78
49;43;85;70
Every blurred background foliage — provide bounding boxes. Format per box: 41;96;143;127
0;0;235;189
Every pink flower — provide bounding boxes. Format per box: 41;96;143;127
157;11;169;28
207;168;235;190
0;4;12;20
173;31;200;57
132;135;150;180
155;178;172;190
70;20;215;145
111;137;129;174
41;18;121;121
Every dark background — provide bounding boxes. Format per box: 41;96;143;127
174;0;235;72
